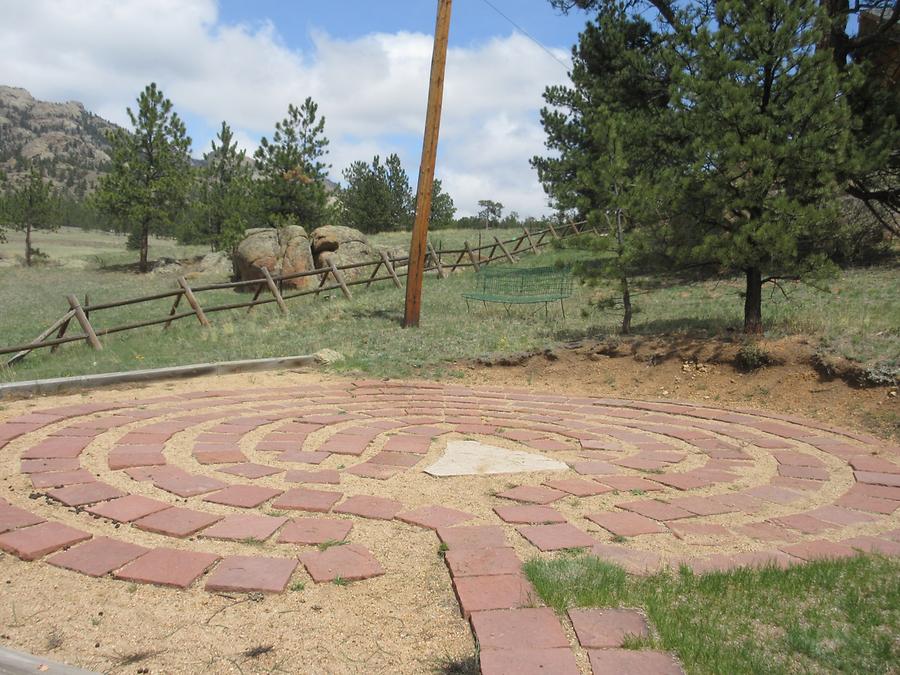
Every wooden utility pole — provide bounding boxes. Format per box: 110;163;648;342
403;0;452;328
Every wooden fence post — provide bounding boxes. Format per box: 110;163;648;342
522;228;539;254
7;310;76;365
49;310;74;354
364;259;384;288
177;277;210;327
163;292;184;330
262;267;288;314
67;295;102;351
427;240;446;279
547;222;559;239
464;241;481;272
381;251;403;289
494;236;516;264
329;261;354;301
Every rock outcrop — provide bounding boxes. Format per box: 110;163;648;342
309;225;379;282
233;226;316;290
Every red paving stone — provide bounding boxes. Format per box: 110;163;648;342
205;555;298;593
736;521;800;542
479;648;579;675
334;495;403;520
272;488;343;513
618;499;694;521
20;458;81;474
453;574;537;617
543;478;612;497
437;525;508;549
517;523;596;551
470;608;568;650
855;471;900;487
218;463;284;479
571;461;619;475
568;608;649;648
298;543;384;582
46;537;148;577
21;436;91;459
86;495;171;523
278;518;353;545
771;513;834;535
598;476;664;492
650;472;711;491
445;547;522;577
779;539;859;561
285;469;341;484
841;536;900;556
383;435;433;453
588;649;684;674
134;507;223;538
585;511;667;536
203;485;283;508
396;505;474;530
193;446;248;464
744;485;805;505
496;485;566;505
30;469;97;489
0;502;45;533
150;469;228;497
494;505;566;524
668;522;731;539
0;522;91;560
848;455;900;474
367;452;421;467
668;496;737;516
276;450;330;464
343;462;401;479
46;482;125;507
772;452;826;468
778;465;829;481
114;548;219;588
201;514;289;541
108;449;167;469
836;489;899;515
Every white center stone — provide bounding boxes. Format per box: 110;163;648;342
425;440;569;477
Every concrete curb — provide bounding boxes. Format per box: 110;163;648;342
0;646;98;674
0;355;319;399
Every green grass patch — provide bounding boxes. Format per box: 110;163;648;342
523;553;900;674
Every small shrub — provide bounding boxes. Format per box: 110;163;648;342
735;342;771;371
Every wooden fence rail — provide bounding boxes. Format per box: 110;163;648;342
1;221;589;364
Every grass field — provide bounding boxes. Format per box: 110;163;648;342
524;553;900;674
0;227;897;383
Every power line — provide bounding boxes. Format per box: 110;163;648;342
478;0;571;71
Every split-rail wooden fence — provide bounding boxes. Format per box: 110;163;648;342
1;221;590;366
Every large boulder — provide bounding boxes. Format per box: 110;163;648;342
233;226;316;290
310;225;380;283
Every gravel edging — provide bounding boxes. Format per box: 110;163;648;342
0;355;319;399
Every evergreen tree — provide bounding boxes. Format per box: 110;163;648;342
429;179;457;229
477;200;504;229
2;165;61;266
254;98;331;228
196;121;255;251
339;153;413;233
93;83;192;272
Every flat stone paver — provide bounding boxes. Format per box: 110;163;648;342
480;648;580;675
568;608;650;648
0;502;45;533
588;649;684;674
201;514;288;541
517;523;596;551
114;548;219;588
779;539;859;561
285;469;341;484
598;476;665;492
496;485;567;505
426;440;568;476
278;518;353;545
0;522;91;561
203;485;283;508
445;547;522;577
86;495;170;523
46;537;148;577
470;608;568;650
205;555;298;593
344;462;401;479
396;505;474;530
30;469;97;489
334;495;403;520
586;511;668;536
134;507;223;538
298;543;384;582
494;505;566;524
544;478;612;497
46;482;125;507
272;488;343;513
618;499;694;522
218;463;284;479
437;525;508;549
453;574;537;617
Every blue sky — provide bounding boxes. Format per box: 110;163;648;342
3;0;593;216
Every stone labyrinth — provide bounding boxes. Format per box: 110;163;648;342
1;380;899;673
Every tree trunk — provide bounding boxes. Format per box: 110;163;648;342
25;222;32;267
139;224;149;273
621;277;632;334
743;267;763;334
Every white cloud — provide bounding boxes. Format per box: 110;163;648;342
0;0;570;216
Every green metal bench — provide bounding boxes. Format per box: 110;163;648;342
463;265;574;317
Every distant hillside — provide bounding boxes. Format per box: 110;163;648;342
0;85;121;197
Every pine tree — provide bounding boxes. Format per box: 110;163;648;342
429;179;457;229
2;165;61;266
93;83;192;272
339;153;413;233
197;121;255;251
254;98;331;228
